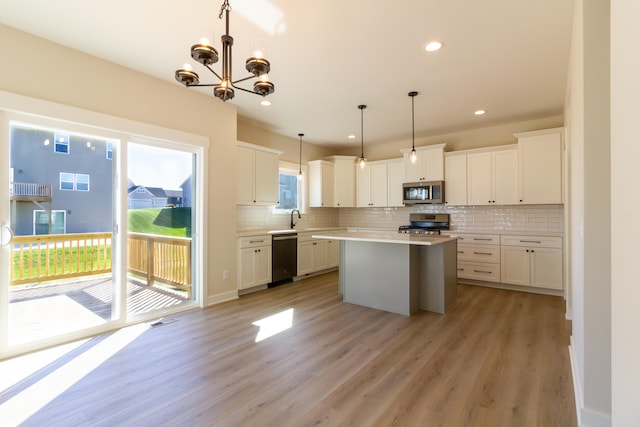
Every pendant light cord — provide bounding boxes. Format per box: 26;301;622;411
298;133;303;174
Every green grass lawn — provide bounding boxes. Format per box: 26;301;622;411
128;207;191;237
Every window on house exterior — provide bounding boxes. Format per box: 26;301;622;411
54;133;69;154
33;210;66;235
75;174;90;191
106;142;113;160
60;172;74;190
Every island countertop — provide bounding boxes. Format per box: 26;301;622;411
311;230;457;246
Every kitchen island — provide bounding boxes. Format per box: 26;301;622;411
312;230;458;315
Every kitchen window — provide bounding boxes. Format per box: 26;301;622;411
273;162;306;213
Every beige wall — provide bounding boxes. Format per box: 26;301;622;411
0;23;239;303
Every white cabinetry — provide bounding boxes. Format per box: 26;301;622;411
500;235;563;290
466;146;518;205
327;239;339;268
401;143;446;182
236;142;281;205
332;156;356;207
297;232;329;275
515;128;563;204
386;158;405;207
356;160;387;207
450;233;501;282
444;153;467;205
308;160;334;207
237;235;272;290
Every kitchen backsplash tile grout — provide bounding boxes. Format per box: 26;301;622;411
237;204;564;234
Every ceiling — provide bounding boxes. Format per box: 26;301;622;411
0;0;574;149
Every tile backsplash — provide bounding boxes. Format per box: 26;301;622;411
237;204;564;234
339;204;564;233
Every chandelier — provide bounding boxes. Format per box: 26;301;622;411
174;0;275;101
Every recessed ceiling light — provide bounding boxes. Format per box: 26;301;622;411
348;134;356;139
261;100;271;106
474;110;486;116
425;41;443;52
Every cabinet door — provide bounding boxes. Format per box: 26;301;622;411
492;149;518;204
238;247;256;289
236;146;255;205
254;150;279;205
519;132;562;204
334;160;354;207
467;152;492;205
321;162;335;207
370;163;388;207
404;151;423;182
327;239;339;268
500;246;530;286
356;165;372;207
444;154;467;205
386;159;405;207
530;247;563;290
312;240;328;272
297;240;314;275
423;147;444;181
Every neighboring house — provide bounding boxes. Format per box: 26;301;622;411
9;125;114;236
180;175;192;208
164;189;184;207
127;185;176;209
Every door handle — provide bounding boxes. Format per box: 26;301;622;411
1;224;15;247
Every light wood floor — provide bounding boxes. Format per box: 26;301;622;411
1;272;577;426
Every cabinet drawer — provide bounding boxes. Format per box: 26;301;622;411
454;233;500;245
238;235;271;249
457;244;500;263
501;235;562;248
457;261;501;282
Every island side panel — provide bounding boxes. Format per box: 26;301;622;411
417;239;458;313
342;240;413;315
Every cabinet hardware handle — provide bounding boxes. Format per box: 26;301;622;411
457;268;464;271
519;240;541;244
473;238;492;241
473;269;492;274
249;240;264;243
457;251;464;254
473;252;492;255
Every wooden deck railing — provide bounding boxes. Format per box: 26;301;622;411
127;233;192;297
10;232;192;298
10;232;112;285
10;182;52;200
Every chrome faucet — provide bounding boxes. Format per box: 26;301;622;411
290;209;301;229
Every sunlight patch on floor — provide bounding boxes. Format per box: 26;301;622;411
253;308;294;342
0;323;149;426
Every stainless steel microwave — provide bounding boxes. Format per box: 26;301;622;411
402;181;445;204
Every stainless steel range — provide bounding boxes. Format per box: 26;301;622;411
398;213;450;235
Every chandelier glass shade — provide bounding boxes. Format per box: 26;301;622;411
174;0;275;101
357;104;367;169
409;91;418;163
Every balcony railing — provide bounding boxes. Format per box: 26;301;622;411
10;182;52;201
10;232;192;297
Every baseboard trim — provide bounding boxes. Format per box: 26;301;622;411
568;339;612;427
457;278;563;297
206;290;238;306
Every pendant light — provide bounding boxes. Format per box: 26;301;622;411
297;133;304;180
408;91;418;163
357;104;367;169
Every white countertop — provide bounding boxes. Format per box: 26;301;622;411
236;227;346;238
311;230;457;246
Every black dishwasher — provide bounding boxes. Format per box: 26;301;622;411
270;233;297;286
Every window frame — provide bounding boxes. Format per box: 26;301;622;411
75;173;90;191
59;172;75;190
273;161;307;214
54;133;70;154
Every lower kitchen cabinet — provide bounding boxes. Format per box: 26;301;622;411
298;232;339;276
327;239;339;268
500;235;563;290
452;233;501;282
238;235;272;290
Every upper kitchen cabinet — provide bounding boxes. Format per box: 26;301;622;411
401;143;446;182
356;160;388;207
332;156;356;207
444;152;467;206
308;160;334;207
386;158;405;207
515;128;564;204
237;142;281;205
309;156;356;207
466;146;518;206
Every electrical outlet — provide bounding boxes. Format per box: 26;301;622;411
223;270;229;280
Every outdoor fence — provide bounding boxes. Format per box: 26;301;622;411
10;232;192;298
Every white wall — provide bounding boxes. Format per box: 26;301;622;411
611;1;640;425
